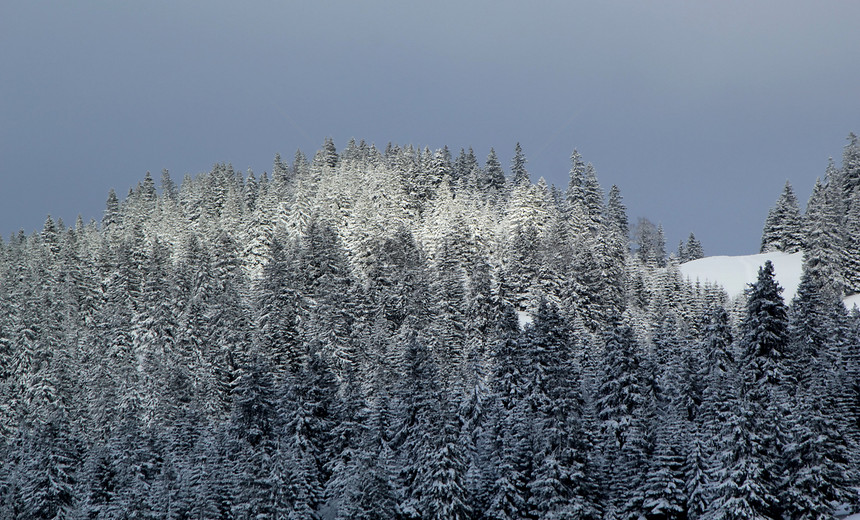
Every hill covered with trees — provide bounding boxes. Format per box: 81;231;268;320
0;136;858;518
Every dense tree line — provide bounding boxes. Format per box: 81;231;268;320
761;133;860;296
0;137;858;518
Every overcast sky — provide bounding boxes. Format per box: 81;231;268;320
2;1;859;255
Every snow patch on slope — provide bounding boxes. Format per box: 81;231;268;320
844;293;860;311
680;250;860;311
680;251;803;301
517;310;534;329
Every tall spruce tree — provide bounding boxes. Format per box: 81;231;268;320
803;178;845;295
686;232;704;260
760;181;803;253
844;188;860;294
842;132;860;199
783;262;857;516
511;143;529;188
710;260;790;519
705;392;779;520
740;260;790;390
482;147;506;195
595;318;650;517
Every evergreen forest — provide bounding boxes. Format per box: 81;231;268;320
1;135;860;519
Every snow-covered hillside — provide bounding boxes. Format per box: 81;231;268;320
680;251;803;301
679;251;860;310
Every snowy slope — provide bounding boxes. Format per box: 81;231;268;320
845;293;860;310
516;310;534;329
679;250;860;311
680;251;804;301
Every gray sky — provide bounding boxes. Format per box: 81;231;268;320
2;1;859;255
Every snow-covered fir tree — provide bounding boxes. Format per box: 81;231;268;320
760;181;803;254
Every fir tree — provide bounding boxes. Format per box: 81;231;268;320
160;169;178;201
565;150;587;209
485;308;532;520
102;189;121;231
780;392;856;520
705;392;779;520
718;260;791;519
802;178;845;295
641;420;687;520
633;218;666;267
581;163;604;236
760;181;803;253
843;187;860;294
16;415;79;520
255;237;303;376
684;433;710;520
601;185;630;319
283;349;339;515
783;263;857;517
422;404;471;520
740;260;790;390
596;319;645;451
481;147;506;195
677;240;687;263
323;137;339;168
686;232;704;260
595;318;650;516
698;306;735;438
606;185;629;248
842;132;860;199
511;143;529;188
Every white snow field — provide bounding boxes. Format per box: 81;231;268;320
680;251;860;311
679;251;804;301
845;293;860;310
516;310;534;329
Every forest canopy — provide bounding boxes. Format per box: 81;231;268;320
0;136;859;518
